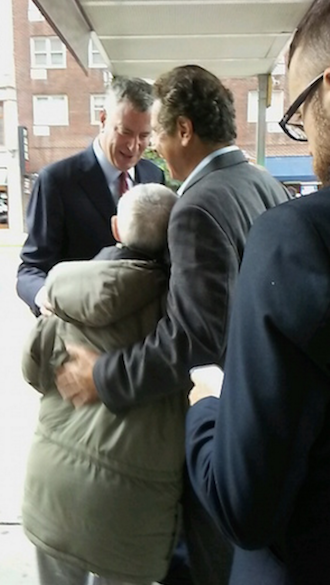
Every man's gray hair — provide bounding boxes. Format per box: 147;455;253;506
105;76;154;114
117;183;177;254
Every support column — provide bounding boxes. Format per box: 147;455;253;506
256;74;269;167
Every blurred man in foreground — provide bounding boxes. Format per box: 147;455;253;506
186;1;330;583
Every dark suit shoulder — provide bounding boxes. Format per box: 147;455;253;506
247;162;291;195
253;185;330;244
38;145;96;183
138;157;162;173
136;158;165;184
181;159;290;212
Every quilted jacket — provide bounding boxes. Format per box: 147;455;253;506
21;255;187;584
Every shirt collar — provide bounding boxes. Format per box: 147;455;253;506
93;137;135;187
177;145;239;196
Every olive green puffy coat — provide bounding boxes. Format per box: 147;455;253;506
22;258;187;585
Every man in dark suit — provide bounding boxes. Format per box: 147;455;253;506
17;76;164;316
185;1;330;584
55;65;290;584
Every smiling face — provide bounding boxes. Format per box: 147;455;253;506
151;99;185;181
100;99;151;171
289;49;330;185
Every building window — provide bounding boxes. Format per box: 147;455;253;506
90;94;106;125
0;103;4;145
28;0;44;21
88;39;107;68
31;37;66;69
247;90;284;132
33;96;69;126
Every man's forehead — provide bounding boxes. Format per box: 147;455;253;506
111;100;150;123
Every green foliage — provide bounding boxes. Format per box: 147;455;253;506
143;147;182;192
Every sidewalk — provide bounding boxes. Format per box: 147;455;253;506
0;525;38;584
0;230;40;583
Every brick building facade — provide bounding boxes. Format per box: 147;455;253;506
13;0;106;173
5;0;316;224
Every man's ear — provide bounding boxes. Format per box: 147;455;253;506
177;116;193;147
111;215;121;242
322;68;330;116
100;108;107;130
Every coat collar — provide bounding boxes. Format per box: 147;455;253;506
181;149;248;194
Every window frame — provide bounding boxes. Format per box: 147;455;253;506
88;39;107;69
247;89;284;129
90;94;106;125
33;95;69;127
30;36;66;69
28;0;44;22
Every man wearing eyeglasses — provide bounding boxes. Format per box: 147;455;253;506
185;1;330;584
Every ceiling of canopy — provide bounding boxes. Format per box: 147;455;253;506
33;0;314;79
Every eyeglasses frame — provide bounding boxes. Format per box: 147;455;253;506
279;72;324;142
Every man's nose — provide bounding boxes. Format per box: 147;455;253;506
127;136;139;151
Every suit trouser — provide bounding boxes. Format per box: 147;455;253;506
36;548;156;585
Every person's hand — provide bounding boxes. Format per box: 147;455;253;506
35;285;53;316
56;344;100;408
189;364;224;406
40;299;54;316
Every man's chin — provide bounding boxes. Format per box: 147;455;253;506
313;157;330;186
117;155;136;170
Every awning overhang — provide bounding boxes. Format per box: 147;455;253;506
32;0;315;79
265;155;317;183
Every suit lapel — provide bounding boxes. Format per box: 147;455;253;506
77;145;116;220
183;149;248;193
